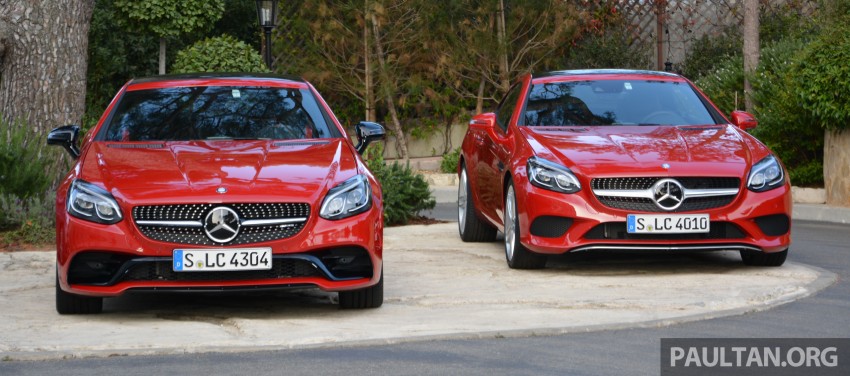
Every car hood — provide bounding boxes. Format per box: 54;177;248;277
520;125;752;177
79;139;358;204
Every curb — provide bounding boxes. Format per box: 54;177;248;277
794;203;850;225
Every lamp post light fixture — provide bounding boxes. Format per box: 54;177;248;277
256;0;279;70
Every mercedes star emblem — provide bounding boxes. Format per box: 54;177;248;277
204;207;241;243
652;178;685;211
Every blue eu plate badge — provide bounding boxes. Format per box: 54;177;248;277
173;250;184;271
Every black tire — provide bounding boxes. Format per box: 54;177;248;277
458;165;497;242
339;272;383;309
740;249;788;267
504;182;547;269
56;272;103;314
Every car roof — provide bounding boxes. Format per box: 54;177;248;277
126;73;308;91
531;69;684;84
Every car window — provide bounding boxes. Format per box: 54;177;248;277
100;86;341;141
523;80;719;126
496;84;524;131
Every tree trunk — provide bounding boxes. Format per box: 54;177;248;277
158;37;166;75
824;129;850;207
371;12;409;162
363;3;375;122
743;0;759;112
476;76;486;114
0;0;95;135
496;0;510;92
655;0;666;70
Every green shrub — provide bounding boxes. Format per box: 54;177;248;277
695;39;825;186
0;192;55;245
172;34;268;73
0;120;52;198
680;29;741;80
363;143;435;226
0;116;57;245
694;55;744;116
794;17;850;131
751;38;823;186
440;148;461;174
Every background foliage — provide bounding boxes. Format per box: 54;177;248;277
5;0;849;245
440;148;462;174
693;3;825;186
794;14;850;131
0;117;56;245
172;35;268;73
113;0;225;39
86;0;261;130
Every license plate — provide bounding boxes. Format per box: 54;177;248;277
173;248;272;272
627;214;710;234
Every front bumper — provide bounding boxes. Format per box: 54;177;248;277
515;179;792;255
56;205;383;297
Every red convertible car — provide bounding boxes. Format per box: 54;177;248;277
48;74;386;313
457;70;791;269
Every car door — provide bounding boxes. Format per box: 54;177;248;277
476;83;523;226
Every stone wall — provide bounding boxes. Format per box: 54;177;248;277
382;123;468;159
824;129;850;207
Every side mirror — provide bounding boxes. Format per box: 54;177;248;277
354;121;386;155
730;111;757;131
47;125;81;159
470;112;496;129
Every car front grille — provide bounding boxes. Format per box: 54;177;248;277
133;203;310;246
591;177;740;213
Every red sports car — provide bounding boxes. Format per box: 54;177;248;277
457;70;791;269
48;74;386;314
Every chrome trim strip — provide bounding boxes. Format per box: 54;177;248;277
135;220;203;227
241;217;308;227
684;188;740;198
592;189;653;198
135;217;308;228
569;244;763;253
592;187;739;199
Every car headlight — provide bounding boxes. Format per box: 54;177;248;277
747;155;785;192
320;174;372;220
67;180;123;224
527;156;581;193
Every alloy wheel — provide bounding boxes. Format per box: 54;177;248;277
505;185;516;261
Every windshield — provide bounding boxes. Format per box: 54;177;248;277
100;86;340;141
523;80;719;127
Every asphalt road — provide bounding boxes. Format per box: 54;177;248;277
2;219;847;375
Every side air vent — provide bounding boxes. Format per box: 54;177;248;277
529;216;573;238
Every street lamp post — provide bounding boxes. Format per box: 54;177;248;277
256;0;279;70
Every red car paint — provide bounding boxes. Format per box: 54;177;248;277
52;75;384;311
458;70;791;268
